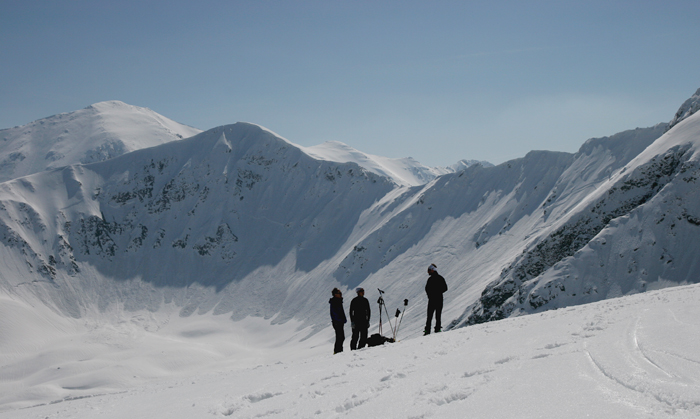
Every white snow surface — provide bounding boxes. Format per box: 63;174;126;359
302;140;491;186
0;101;202;183
1;284;699;418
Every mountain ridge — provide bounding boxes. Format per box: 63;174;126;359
1;116;688;328
0;100;202;183
454;112;700;327
302;140;492;186
0;122;398;323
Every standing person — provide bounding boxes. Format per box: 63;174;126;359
349;287;371;350
329;288;347;354
424;264;448;335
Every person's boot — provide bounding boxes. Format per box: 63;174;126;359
423;328;430;336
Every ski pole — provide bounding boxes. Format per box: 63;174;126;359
392;308;400;340
382;298;395;338
377;296;383;335
394;299;408;340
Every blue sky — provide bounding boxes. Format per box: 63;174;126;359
1;1;699;166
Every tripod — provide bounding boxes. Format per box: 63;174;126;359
377;289;394;338
377;289;409;341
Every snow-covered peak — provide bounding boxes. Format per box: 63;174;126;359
0;100;488;188
301;140;490;186
0;101;202;183
84;100;133;112
432;158;494;175
668;87;700;131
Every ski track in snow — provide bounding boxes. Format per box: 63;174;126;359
2;284;699;419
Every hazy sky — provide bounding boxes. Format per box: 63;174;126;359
2;1;699;166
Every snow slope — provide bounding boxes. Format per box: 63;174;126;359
2;283;698;418
302;140;492;186
455;115;699;326
0;122;397;324
0;101;202;183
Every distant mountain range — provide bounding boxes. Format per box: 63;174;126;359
0;90;699;341
0;101;489;187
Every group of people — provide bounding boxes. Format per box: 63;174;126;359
329;287;371;353
329;263;448;354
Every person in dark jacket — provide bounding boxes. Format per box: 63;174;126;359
424;263;448;335
349;287;371;350
329;288;347;354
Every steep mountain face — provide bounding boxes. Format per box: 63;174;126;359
0;123;395;322
328;122;674;330
453;115;700;327
0;101;201;183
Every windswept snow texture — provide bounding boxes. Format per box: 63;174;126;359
303;140;492;186
0;101;201;182
2;284;699;418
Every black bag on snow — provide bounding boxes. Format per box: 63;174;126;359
366;333;394;347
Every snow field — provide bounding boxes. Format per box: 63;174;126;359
3;283;699;418
0;295;327;413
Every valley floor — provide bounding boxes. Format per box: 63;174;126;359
2;283;700;418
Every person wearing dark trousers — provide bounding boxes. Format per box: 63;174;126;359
424;264;448;335
329;288;347;354
349;287;371;350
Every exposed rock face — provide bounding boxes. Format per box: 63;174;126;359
459;144;695;326
668;88;700;131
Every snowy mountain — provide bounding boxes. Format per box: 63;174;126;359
452;119;699;327
1;90;700;413
0;101;202;183
0;102;485;188
302;140;492;186
0;122;398;321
